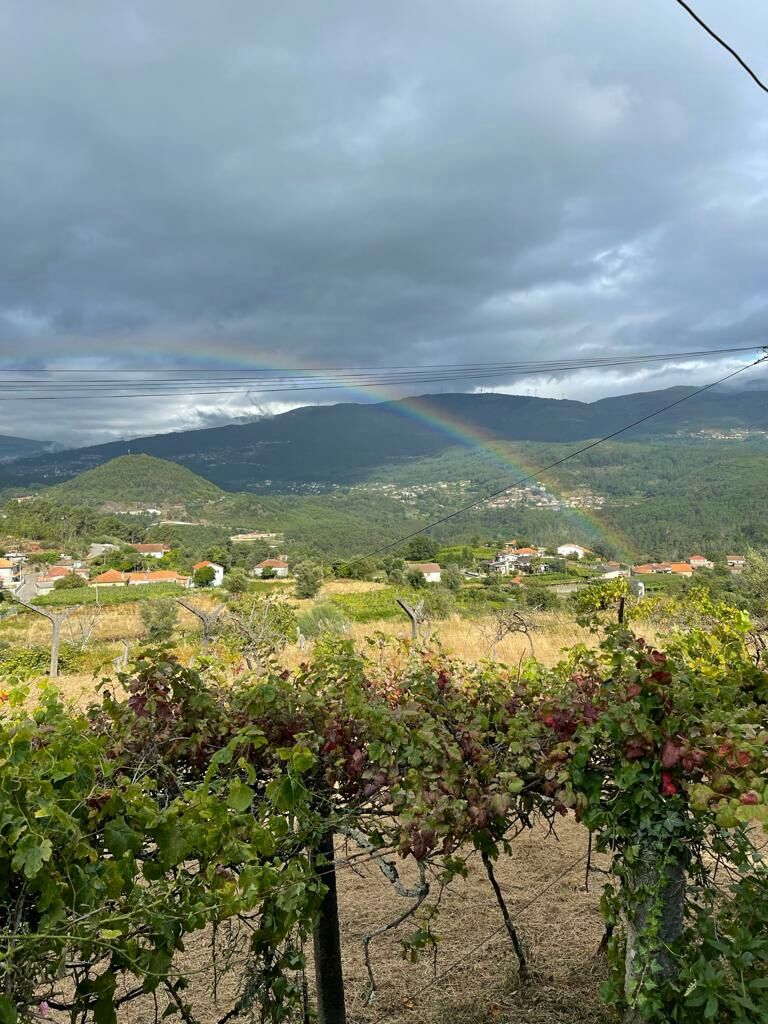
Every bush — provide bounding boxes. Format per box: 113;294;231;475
139;599;178;642
53;572;87;590
222;568;250;596
297;602;350;639
0;642;82;680
420;586;455;620
193;566;216;587
294;561;323;599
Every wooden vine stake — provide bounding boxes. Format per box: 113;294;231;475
13;596;78;678
312;831;347;1024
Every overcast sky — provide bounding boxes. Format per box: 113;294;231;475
2;0;767;444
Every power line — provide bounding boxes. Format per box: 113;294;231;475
2;345;756;376
360;353;767;558
674;0;768;94
0;347;759;400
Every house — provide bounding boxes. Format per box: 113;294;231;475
88;542;120;559
192;561;225;586
514;547;541;559
90;569;129;588
89;569;190;588
35;566;89;595
632;562;692;577
131;543;171;559
727;555;746;572
0;557;22;590
668;562;693;577
688;555;714;570
407;562;442;583
594;562;629;580
253;559;289;578
230;531;281;543
557;544;589;559
127;570;190;587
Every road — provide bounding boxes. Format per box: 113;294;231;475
14;571;39;603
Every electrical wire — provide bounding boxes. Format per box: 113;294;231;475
0;346;759;400
358;353;767;558
674;0;768;94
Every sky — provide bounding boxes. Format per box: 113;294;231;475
2;0;768;445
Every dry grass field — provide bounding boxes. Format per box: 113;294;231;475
95;818;615;1024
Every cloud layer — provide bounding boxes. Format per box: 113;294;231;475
2;1;767;443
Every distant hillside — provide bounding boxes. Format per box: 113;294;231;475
48;454;223;509
0;434;53;463
2;386;768;491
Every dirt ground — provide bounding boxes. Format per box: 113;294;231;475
89;817;616;1024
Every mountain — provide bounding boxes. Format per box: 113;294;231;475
47;454;223;510
0;434;54;463
2;386;768;492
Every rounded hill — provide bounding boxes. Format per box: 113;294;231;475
48;454;223;510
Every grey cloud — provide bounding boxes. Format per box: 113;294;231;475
1;0;767;443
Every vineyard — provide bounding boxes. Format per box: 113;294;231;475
0;589;767;1024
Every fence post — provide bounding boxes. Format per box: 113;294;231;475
396;599;419;640
312;830;347;1024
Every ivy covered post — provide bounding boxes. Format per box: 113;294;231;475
312;830;347;1024
623;841;687;1023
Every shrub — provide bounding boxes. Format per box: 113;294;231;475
53;572;87;590
139;598;178;642
297;602;350;639
294;560;323;599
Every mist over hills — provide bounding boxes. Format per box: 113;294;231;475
0;434;56;463
2;386;767;492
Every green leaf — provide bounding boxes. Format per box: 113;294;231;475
291;747;315;773
11;834;53;879
104;816;142;858
228;779;255;813
0;996;17;1024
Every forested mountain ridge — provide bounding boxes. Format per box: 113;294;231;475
47;454;223;510
2;386;768;491
0;434;54;463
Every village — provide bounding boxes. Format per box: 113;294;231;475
0;532;748;603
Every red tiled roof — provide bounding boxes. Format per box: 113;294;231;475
257;559;288;568
91;569;126;584
132;543;170;554
127;570;189;583
408;563;441;573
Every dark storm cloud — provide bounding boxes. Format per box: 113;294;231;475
1;0;767;442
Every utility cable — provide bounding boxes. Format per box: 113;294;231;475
674;0;768;94
359;353;767;557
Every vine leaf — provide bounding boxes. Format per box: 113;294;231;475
0;995;17;1024
104;816;142;858
11;834;53;879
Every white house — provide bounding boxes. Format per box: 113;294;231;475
253;559;289;578
407;562;442;583
131;543;171;559
193;561;225;586
0;558;22;590
727;555;746;571
557;544;588;559
688;554;714;570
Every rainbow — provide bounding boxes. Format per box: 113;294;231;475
48;336;637;558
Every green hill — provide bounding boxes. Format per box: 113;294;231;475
48;454;223;509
